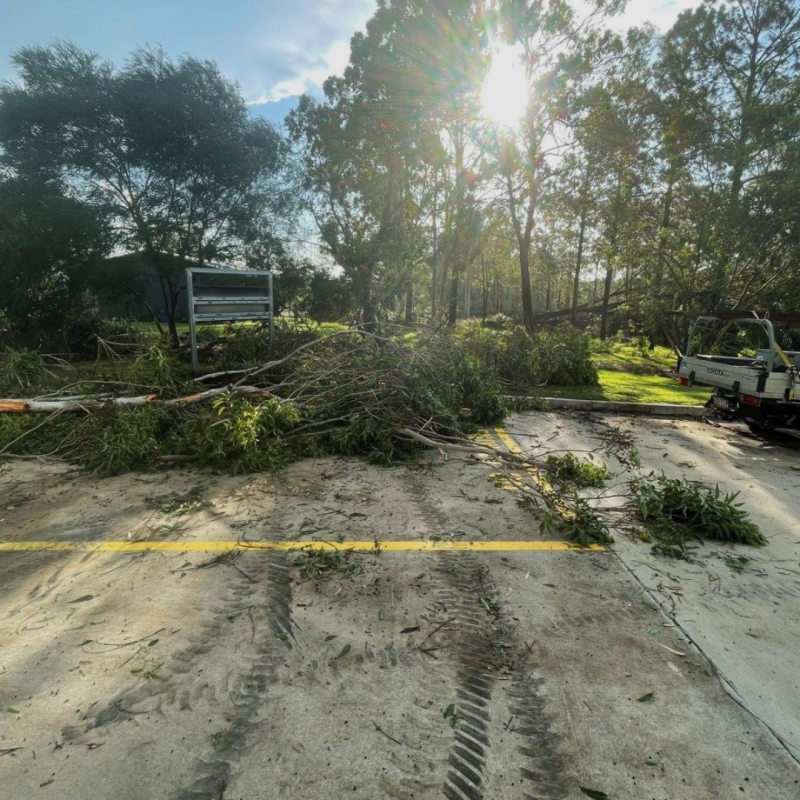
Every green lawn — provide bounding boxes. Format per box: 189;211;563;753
592;343;678;373
133;318;349;336
132;320;190;335
542;341;707;406
546;369;710;406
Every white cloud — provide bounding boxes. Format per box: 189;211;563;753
248;39;351;105
247;0;374;106
618;0;700;32
246;0;699;109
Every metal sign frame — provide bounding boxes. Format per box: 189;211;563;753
185;267;274;371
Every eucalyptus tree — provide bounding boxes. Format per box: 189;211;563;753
287;24;420;326
486;0;625;329
659;0;800;313
0;42;284;344
575;26;660;337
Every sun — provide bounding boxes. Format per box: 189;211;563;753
481;45;528;129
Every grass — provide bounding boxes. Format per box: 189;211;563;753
132;320;191;335
546;369;710;406
543;341;708;405
592;343;677;373
133;318;350;336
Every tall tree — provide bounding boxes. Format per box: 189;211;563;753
489;0;623;328
0;175;111;344
0;42;285;345
289;0;487;327
659;0;800;314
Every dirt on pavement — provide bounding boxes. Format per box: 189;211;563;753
1;415;798;800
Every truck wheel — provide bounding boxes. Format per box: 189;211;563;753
744;418;774;433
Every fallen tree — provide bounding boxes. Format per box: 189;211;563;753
0;386;271;413
0;329;766;554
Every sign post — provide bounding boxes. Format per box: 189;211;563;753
185;267;274;372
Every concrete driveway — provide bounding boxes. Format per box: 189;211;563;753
0;414;798;800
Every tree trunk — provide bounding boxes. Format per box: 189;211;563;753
448;262;459;326
481;257;488;321
430;178;439;321
599;265;614;340
405;282;413;324
571;210;587;321
157;274;180;349
362;275;377;329
519;245;534;329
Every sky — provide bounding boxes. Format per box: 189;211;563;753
0;0;699;127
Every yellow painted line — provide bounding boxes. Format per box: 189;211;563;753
493;427;525;455
492;428;572;522
0;540;604;553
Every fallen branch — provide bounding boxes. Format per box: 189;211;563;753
196;329;362;384
0;385;274;414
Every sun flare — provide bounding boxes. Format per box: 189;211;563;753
481;45;528;129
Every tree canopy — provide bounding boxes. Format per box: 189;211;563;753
2;0;800;347
0;42;286;343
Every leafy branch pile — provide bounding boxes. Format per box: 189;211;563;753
0;330;506;474
0;331;767;563
455;321;598;390
631;475;766;558
544;453;609;489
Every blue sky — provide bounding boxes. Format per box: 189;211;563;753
0;0;376;125
0;1;696;127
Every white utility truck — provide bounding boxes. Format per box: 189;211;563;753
677;315;800;430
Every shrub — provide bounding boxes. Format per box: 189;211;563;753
455;320;598;390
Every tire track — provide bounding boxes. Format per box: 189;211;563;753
173;549;295;800
57;523;297;800
403;467;568;800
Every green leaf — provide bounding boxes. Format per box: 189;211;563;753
333;643;351;660
443;703;455;719
579;788;609;800
637;692;654;702
70;595;94;603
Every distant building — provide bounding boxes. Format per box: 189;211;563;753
99;252;224;321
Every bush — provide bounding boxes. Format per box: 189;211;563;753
455;320;598;390
60;314;151;357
